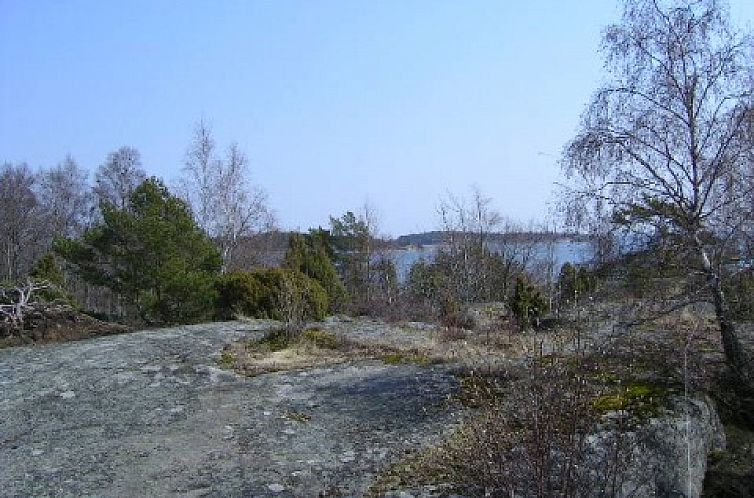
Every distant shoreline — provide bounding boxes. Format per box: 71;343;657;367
393;231;592;249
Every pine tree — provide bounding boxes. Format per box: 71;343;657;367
56;178;221;324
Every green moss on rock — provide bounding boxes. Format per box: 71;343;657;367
592;381;668;419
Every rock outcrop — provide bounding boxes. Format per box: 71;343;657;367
593;395;725;498
0;321;463;497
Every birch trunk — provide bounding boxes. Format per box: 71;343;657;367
699;246;753;386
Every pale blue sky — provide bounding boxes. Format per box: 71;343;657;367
2;1;753;236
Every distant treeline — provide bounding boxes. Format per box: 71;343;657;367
394;231;591;248
235;229;591;256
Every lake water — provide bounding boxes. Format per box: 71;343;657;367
384;240;594;282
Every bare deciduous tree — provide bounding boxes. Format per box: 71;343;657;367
562;0;754;383
215;142;274;271
0;163;42;282
37;155;92;241
94;146;147;210
181;121;274;272
182;119;221;232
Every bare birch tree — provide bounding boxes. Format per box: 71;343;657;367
562;0;754;384
94;146;147;210
215;142;274;270
181;120;274;271
0;163;42;282
182;119;221;232
37;155;93;241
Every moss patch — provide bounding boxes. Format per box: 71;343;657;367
217;350;236;369
367;443;457;497
283;410;312;423
592;381;669;419
381;352;432;366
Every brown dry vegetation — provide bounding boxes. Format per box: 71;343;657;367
218;312;588;378
218;327;397;376
362;300;752;496
0;304;130;349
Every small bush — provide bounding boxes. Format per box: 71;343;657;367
215;268;329;321
439;295;466;329
625;261;653;298
218;350;236;368
29;253;78;306
509;277;548;330
214;271;266;319
558;262;596;304
30;252;65;286
153;267;218;324
301;328;340;349
254;329;295;352
611;249;685;299
435;355;636;496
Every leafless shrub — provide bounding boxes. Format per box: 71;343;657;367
278;274;305;339
429;338;649;498
451;366;590;495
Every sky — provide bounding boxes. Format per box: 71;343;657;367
2;1;753;237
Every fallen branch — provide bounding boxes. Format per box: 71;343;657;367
0;279;50;330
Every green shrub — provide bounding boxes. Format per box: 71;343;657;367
153;265;218;324
509;277;548;330
215;271;266;319
254;268;329;321
218;350;236;368
406;260;443;302
215;268;328;321
405;247;517;321
29;252;78;306
381;352;431;366
283;231;347;311
558;262;596;303
438;294;475;329
30;252;65;287
612;248;686;298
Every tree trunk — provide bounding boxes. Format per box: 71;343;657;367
700;247;753;386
